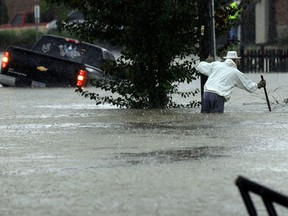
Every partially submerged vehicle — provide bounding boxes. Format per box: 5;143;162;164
0;34;115;87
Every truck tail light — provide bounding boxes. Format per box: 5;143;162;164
1;52;9;69
76;69;87;87
65;38;79;44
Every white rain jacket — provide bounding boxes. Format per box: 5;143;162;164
196;59;258;101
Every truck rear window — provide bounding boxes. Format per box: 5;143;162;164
33;36;105;68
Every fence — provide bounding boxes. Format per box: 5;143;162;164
240;48;288;73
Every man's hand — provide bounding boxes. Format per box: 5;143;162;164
258;79;266;89
205;55;214;63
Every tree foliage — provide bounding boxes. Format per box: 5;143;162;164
45;0;242;109
0;0;9;25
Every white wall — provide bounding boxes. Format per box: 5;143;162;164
255;0;269;44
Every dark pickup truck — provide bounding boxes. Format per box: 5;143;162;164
0;34;115;87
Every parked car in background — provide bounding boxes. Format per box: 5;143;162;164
0;34;115;87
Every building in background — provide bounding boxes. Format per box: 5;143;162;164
275;0;288;42
4;0;40;23
255;0;276;44
239;0;288;46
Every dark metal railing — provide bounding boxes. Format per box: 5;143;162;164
240;49;288;73
235;176;288;216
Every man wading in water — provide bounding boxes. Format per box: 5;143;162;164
196;51;266;113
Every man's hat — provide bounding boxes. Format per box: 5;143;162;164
223;51;241;59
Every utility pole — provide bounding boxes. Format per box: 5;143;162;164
198;0;215;100
34;5;40;41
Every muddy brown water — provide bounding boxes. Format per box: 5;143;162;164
1;73;288;215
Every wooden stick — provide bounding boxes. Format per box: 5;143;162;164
261;75;271;111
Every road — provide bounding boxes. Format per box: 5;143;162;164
1;73;288;216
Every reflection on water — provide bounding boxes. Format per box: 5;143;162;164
118;146;228;165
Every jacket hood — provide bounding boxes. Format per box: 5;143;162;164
224;59;237;68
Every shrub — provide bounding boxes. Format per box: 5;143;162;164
0;29;40;50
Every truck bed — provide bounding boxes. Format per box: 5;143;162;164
1;46;84;87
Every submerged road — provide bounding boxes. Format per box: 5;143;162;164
1;71;288;215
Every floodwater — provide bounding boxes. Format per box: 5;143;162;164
1;73;288;216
